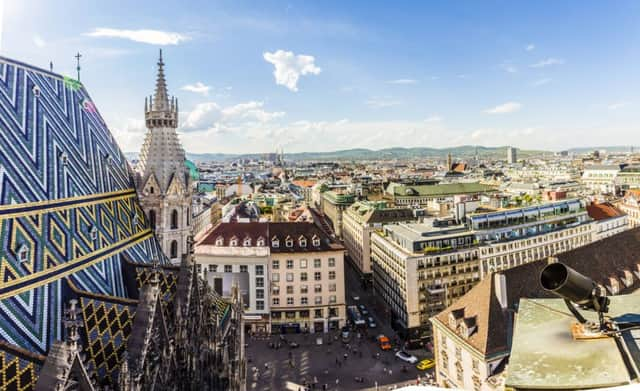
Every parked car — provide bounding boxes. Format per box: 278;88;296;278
341;326;350;339
377;335;392;350
358;304;366;311
289;341;300;348
352;295;360;301
367;317;377;328
395;350;418;364
416;358;435;370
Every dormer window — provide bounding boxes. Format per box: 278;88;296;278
215;236;224;246
299;236;307;247
243;237;252;247
272;237;280;248
257;237;265;246
59;151;69;166
312;235;321;247
32;86;41;97
285;236;294;248
90;226;98;241
230;236;238;247
17;244;29;263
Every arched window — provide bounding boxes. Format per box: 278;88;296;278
149;210;156;230
150;187;154;194
170;240;178;259
187;208;190;226
171;209;178;229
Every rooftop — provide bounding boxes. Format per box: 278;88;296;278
386;182;497;197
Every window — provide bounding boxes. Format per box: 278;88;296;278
300;259;308;268
329;295;336;304
256;300;264;310
315;309;323;318
272;286;280;295
314;272;322;281
17;245;29;263
256;277;264;288
148;210;156;230
240;265;248;273
256;265;264;275
314;284;322;293
286;286;294;294
171;209;178;229
287;297;294;305
299;237;307;247
286;273;294;282
256;289;264;299
329;283;336;292
257;237;265;246
170;240;178;259
286;311;296;319
243;237;252;246
215;236;223;246
301;297;308;305
272;237;280;248
287;260;294;269
272;311;281;319
312;236;321;247
286;237;294;248
208;264;217;272
272;260;279;269
224;265;233;273
230;237;238;246
315;296;322;305
301;285;308;294
272;297;280;305
328;257;336;267
272;273;280;282
301;272;308;281
329;271;336;280
314;259;321;268
329;308;337;317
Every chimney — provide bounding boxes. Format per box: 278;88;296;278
494;273;508;310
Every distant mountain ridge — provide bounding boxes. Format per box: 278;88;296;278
125;145;550;162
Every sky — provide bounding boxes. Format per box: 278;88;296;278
0;0;639;154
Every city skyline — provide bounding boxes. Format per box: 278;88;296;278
0;0;638;154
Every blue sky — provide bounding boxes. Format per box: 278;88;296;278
1;0;639;154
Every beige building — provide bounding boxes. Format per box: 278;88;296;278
619;190;640;228
320;190;355;237
194;221;346;334
371;222;481;347
342;201;414;279
269;222;346;333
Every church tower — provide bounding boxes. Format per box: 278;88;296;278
137;50;192;264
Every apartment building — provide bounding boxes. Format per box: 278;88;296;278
581;164;624;194
468;199;595;279
384;182;496;209
342;201;414;280
371;221;481;347
320;190;355;237
587;202;628;241
194;223;271;332
269;222;346;333
619;189;640;228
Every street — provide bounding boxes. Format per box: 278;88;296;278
245;255;435;390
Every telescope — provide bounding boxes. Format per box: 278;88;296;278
540;262;609;327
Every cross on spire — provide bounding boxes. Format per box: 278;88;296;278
75;52;82;81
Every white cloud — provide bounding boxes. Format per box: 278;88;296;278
526;44;535;51
181;82;211;96
424;115;442;123
531;78;552;87
484;102;522;114
530;58;565;68
387;79;418;84
263;50;321;92
33;34;45;48
365;97;401;108
182;101;285;132
85;28;190;45
500;63;517;73
608;101;630;110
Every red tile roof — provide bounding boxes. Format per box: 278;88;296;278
586;202;625;221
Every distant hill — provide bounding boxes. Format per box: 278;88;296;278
126;146;549;162
567;146;639;154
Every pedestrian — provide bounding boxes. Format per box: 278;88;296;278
343;353;348;361
264;363;268;370
389;369;393;376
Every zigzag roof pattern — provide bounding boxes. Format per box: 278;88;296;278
0;55;168;387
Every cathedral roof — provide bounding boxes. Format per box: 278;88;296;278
0;55;166;388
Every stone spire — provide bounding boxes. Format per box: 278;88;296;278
153;49;169;111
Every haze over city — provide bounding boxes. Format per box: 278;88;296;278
1;0;638;154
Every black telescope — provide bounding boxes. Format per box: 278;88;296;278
540;262;609;323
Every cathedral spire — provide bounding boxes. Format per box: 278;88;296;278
153;49;170;111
